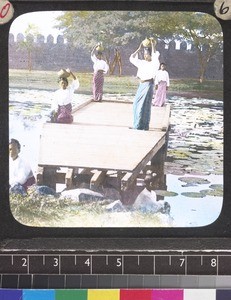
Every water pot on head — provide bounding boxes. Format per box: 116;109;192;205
57;69;70;78
142;37;156;48
142;38;151;47
96;42;104;53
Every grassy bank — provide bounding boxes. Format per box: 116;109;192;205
9;69;223;100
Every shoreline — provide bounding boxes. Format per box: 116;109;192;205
9;84;223;102
167;91;223;101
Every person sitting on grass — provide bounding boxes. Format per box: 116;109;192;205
50;68;79;123
9;138;35;195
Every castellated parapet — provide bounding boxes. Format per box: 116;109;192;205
9;33;223;80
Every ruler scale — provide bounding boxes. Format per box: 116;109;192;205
1;253;231;277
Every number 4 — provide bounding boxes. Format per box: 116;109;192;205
85;258;90;267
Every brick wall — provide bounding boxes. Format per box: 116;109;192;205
9;33;223;80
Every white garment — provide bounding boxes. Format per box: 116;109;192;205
129;51;160;81
51;79;79;111
91;55;109;74
155;69;170;86
9;156;34;187
134;187;157;205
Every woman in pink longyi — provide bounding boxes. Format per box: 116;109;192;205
91;44;109;102
50;69;79;123
152;63;170;107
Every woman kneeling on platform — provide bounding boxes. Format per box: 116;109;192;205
50;68;79;124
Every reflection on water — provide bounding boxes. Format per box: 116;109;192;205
9;89;223;227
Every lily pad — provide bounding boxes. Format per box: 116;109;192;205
178;177;210;185
181;192;205;198
209;184;223;191
167;149;190;159
155;190;178;197
200;189;223;197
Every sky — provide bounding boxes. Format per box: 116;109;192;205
9;11;63;40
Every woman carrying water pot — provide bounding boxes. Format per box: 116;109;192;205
129;38;160;130
91;43;109;102
50;68;79;123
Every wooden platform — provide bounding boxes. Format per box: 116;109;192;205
72;100;170;131
37;100;171;191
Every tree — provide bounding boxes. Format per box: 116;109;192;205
55;11;223;81
170;12;223;82
17;23;40;71
143;12;223;82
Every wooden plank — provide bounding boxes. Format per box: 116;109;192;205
36;166;44;185
150;103;171;131
72;101;169;131
160;104;171;131
37;100;170;191
121;135;166;190
90;171;107;188
121;172;133;190
65;168;74;189
72;99;93;114
38;124;165;171
73;101;133;128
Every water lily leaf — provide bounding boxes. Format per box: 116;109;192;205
178;177;210;185
181;192;205;198
209;184;223;191
200;189;223;197
155;190;178;197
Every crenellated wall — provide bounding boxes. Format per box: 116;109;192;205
8;33;223;80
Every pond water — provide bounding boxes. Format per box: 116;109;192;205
9;88;223;227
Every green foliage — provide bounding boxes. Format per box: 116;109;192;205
55;11;222;81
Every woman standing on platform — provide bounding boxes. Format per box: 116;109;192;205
91;43;109;102
129;38;160;130
152;63;170;107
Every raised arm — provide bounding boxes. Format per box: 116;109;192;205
66;68;76;80
150;38;157;55
66;69;79;90
91;43;100;57
130;42;143;58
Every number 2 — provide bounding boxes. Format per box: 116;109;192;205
22;257;27;267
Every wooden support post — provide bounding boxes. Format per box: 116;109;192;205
43;167;57;191
36;166;44;185
65;168;74;189
79;168;92;175
56;171;66;184
90;171;107;189
121;172;135;191
161;104;171;131
151;147;166;190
